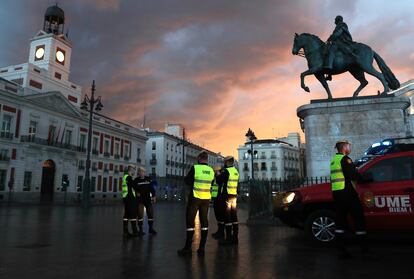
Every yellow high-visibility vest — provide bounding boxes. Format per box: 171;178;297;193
226;166;239;195
193;164;214;200
330;154;345;191
122;174;135;198
211;179;219;198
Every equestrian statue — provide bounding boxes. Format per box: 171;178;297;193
292;15;400;100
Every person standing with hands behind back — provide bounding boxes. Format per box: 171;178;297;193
134;167;157;236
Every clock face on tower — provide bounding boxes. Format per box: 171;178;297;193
35;45;45;61
55;47;65;65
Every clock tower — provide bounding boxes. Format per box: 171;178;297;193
0;4;82;106
28;4;72;82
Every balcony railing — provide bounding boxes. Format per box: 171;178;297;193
124;156;130;161
271;166;277;171
103;152;110;158
0;154;10;161
270;155;276;159
78;165;85;170
260;156;266;159
243;167;249;171
114;154;120;159
92;149;99;155
136;158;141;163
0;131;13;139
150;158;157;165
20;135;82;152
166;160;170;165
104;168;109;173
92;166;98;171
261;167;267;171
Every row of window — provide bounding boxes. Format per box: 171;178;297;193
242;150;299;160
243;162;299;171
1;113;136;156
0;170;125;193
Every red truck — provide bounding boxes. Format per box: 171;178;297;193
275;145;414;243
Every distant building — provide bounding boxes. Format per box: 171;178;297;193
237;133;304;182
0;5;147;203
143;125;224;200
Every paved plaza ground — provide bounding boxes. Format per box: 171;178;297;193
1;202;413;279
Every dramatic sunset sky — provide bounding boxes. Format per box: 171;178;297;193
1;0;414;157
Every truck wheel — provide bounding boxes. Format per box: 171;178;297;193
305;209;336;243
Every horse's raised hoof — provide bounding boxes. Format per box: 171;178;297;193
304;86;310;92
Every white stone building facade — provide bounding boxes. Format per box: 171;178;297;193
237;133;303;182
145;127;224;178
0;5;147;203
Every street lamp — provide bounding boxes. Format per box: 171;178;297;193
80;80;103;208
245;128;257;180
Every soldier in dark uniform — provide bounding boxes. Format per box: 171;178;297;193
324;15;354;74
134;167;157;236
211;165;225;240
330;140;371;259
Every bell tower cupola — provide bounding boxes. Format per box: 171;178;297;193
43;4;65;35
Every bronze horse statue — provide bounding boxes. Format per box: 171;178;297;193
292;33;400;99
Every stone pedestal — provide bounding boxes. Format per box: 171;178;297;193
297;95;411;178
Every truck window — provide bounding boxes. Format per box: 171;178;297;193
365;156;413;182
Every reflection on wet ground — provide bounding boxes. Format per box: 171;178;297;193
0;203;413;279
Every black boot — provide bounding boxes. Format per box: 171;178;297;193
232;223;239;245
177;230;194;256
219;224;233;245
130;221;139;237
123;220;131;237
148;220;157;235
198;229;208;256
212;223;224;240
138;220;145;237
336;233;352;259
357;234;375;260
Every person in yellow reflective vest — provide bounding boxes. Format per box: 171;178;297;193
331;140;370;259
177;151;215;256
211;165;225;240
122;165;139;237
217;156;240;245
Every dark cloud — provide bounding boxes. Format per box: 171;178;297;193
0;0;413;155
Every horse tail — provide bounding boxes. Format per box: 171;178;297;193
373;52;400;90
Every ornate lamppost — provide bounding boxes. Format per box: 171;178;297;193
80;80;103;208
245;128;257;180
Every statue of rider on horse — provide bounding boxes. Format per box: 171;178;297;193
292;15;400;100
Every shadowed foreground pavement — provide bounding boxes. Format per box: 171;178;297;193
1;203;413;279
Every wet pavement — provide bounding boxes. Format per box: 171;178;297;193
1;202;414;279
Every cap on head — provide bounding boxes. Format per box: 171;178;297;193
224;156;234;166
224;156;234;162
335;140;350;151
197;151;208;162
